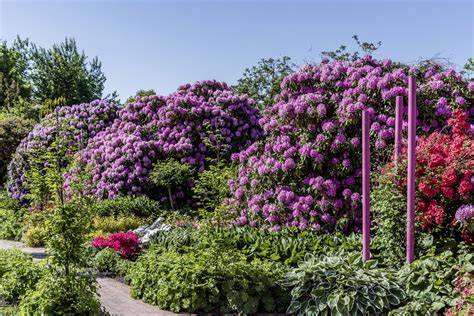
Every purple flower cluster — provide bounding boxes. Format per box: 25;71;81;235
228;56;473;232
78;80;262;201
7;100;119;202
455;205;474;224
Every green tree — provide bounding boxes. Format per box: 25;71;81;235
233;56;295;110
321;35;382;61
0;37;32;112
461;58;474;80
30;38;106;105
126;89;156;103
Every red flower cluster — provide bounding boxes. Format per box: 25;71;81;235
415;110;473;233
92;231;140;258
383;110;473;242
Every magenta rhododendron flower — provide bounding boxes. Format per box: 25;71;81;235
91;231;140;258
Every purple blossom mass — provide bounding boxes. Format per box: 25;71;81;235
7;100;119;202
229;56;473;232
75;80;262;201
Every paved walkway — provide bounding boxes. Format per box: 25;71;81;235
0;239;182;316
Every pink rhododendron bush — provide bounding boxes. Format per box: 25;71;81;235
228;56;473;232
75;80;262;202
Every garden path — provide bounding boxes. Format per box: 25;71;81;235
0;239;184;316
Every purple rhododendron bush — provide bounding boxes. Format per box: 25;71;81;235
75;80;262;202
228;56;473;232
7;100;120;202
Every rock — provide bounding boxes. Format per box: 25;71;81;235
133;217;172;244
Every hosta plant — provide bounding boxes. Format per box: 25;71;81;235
282;253;406;315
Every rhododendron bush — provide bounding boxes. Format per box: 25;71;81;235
77;80;262;202
383;110;473;242
7;100;119;202
228;56;473;232
92;231;140;257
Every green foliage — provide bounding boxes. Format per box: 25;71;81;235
88;215;146;239
283;253;406;315
233;56;295;109
0;196;25;240
30;38;105;105
372;178;407;266
92;248;121;273
150;159;194;209
19;272;103;315
0;37;31;112
22;225;45;247
321;35;382;61
19;112;102;314
125;89;156;103
391;246;474;315
461;57;474;79
0;114;35;184
91;195;162;217
128;246;289;314
0;249;42;303
193;161;236;212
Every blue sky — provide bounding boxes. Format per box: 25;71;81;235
1;0;472;101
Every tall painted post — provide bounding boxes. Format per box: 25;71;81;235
406;76;416;264
362;109;371;261
394;96;403;165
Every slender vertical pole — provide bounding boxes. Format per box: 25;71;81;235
406;76;416;264
394;96;403;165
362;109;371;261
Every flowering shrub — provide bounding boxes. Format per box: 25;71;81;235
79;80;262;202
92;231;140;258
382;110;473;242
7;100;119;202
228;56;473;231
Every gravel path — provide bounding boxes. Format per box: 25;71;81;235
0;239;182;316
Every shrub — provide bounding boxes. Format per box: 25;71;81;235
283;253;406;315
19;272;103;315
0;196;25;240
382;110;473;243
92;248;122;273
88;215;146;239
128;247;289;314
6;100;119;202
0;249;42;303
77;80;262;202
22;225;45;247
228;57;473;231
0;114;35;184
92;231;140;258
91;195;162;217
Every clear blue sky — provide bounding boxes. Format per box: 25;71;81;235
1;0;472;101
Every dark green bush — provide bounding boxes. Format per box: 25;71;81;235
0;249;42;303
128;246;289;314
0;114;35;184
283;253;406;315
91;195;162;217
92;248;121;273
0;196;25;240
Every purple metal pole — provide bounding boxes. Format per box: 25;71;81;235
394;96;403;165
362;109;371;261
406;76;416;264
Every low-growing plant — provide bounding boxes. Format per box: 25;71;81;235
21;225;45;247
128;246;289;314
283;253;406;315
91;195;162;217
0;249;42;304
92;248;122;273
92;231;140;258
391;245;474;315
